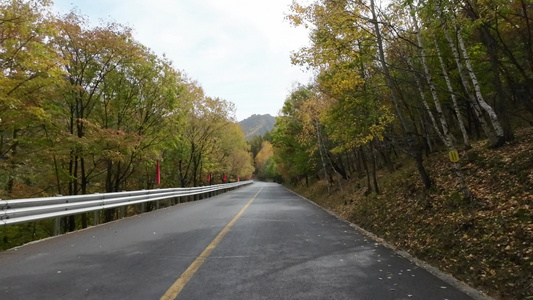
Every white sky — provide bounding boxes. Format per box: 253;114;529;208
51;0;312;121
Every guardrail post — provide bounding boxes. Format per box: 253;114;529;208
54;217;60;236
94;211;99;225
92;193;100;225
119;206;126;219
53;194;62;235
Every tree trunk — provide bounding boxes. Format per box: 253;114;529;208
417;109;433;155
352;148;363;177
359;147;372;195
438;5;497;146
414;150;432;189
478;23;515;142
434;36;471;149
377;142;394;172
369;144;379;194
411;8;471;199
369;0;432;188
370;0;409;133
326;152;348;180
408;56;446;143
452;13;506;146
412;10;453;142
315;120;330;194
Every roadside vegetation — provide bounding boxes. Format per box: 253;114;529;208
251;0;533;299
0;0;254;247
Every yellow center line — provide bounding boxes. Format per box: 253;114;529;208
160;187;263;300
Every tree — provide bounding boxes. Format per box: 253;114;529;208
407;3;471;199
0;0;64;197
255;141;274;180
272;86;319;186
0;1;252;232
288;0;432;189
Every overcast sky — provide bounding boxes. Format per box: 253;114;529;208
51;0;312;121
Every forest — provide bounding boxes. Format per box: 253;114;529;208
251;0;532;298
267;0;532;192
0;0;254;236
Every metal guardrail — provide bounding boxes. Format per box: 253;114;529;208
0;181;253;227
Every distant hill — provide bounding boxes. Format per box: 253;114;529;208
239;114;276;140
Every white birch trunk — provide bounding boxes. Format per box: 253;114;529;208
407;58;446;144
451;13;505;141
409;57;471;199
411;6;470;199
433;36;471;149
370;0;433;189
438;4;496;145
410;8;454;148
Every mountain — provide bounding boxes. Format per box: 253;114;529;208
239;114;276;140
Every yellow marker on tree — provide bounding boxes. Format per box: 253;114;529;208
449;150;460;162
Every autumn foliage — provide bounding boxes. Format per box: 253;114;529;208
269;0;533;299
0;0;254;234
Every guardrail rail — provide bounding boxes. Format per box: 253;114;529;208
0;181;253;233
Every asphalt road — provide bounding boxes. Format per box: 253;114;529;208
0;182;483;299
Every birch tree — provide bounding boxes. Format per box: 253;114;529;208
433;36;471;149
409;3;470;199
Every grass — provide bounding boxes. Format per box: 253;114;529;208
291;127;533;300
